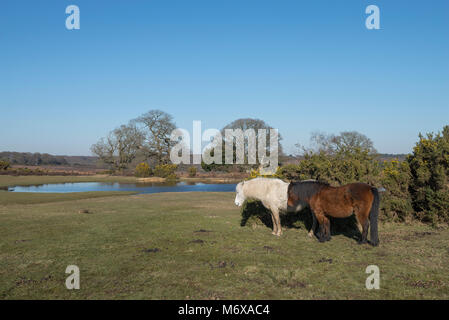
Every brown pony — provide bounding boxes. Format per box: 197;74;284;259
287;181;380;246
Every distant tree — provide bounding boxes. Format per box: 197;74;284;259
222;118;284;157
133;110;176;165
0;152;68;166
300;131;377;155
91;124;144;173
202;118;283;171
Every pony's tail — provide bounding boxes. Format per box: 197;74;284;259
369;187;380;246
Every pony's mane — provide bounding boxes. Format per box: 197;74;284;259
295;180;329;187
288;180;329;202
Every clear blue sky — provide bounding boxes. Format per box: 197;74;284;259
1;0;448;156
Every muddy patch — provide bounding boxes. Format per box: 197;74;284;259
15;275;53;286
286;281;307;289
194;229;212;233
403;231;435;241
189;239;205;244
317;258;333;264
143;248;161;253
14;239;31;244
207;261;235;269
408;279;444;289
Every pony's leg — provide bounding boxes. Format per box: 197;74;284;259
270;212;278;235
323;216;331;241
314;211;327;242
355;210;370;244
272;208;282;236
308;212;317;238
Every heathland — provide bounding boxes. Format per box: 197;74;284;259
0;180;448;299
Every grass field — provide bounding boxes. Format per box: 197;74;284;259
1;183;448;299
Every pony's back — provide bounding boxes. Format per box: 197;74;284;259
243;177;289;210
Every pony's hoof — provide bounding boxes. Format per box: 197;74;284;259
307;232;314;238
369;240;379;247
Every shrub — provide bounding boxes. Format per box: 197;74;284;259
135;162;152;177
277;150;412;222
165;173;178;181
188;166;197;177
153;164;178;178
0;160;10;170
408;126;449;224
379;159;414;222
278;149;381;186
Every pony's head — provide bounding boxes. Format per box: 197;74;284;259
234;181;246;206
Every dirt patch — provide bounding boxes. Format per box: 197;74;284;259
408;279;444;289
414;231;433;237
143;248;161;253
14;239;31;244
189;239;205;244
207;261;235;269
403;231;435;241
263;246;274;252
317;258;333;264
286;281;307;289
15;275;53;286
194;229;212;233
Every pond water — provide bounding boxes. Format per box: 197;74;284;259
8;182;237;194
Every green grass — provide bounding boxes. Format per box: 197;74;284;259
0;191;448;299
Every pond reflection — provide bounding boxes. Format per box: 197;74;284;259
10;181;237;194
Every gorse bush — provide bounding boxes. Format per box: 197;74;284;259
272;127;449;224
188;166;197;177
135;162;152;177
408;126;449;224
279;149;381;186
153;164;178;178
0;160;10;170
379;160;413;222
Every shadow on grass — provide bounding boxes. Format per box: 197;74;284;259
240;199;362;241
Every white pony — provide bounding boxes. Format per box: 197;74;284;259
235;177;291;236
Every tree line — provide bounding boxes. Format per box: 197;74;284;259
91;110;280;173
0;152;69;166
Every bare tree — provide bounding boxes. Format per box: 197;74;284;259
91;124;144;172
133;110;176;165
304;131;377;155
221;118;284;162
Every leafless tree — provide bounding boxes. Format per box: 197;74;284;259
133;110;177;165
299;131;377;156
221;118;284;162
91;124;144;172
